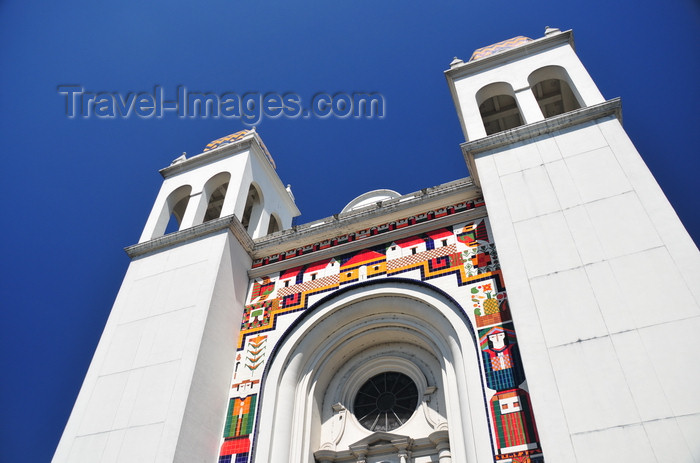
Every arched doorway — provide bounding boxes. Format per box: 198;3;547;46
252;280;494;463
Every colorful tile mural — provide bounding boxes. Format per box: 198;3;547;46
218;216;543;463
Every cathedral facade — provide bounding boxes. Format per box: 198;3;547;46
53;29;700;463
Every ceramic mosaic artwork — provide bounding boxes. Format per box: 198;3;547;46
218;216;543;463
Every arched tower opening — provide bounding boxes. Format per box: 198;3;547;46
202;172;231;223
528;65;582;118
266;213;281;235
476;82;524;135
240;183;264;236
153;184;192;238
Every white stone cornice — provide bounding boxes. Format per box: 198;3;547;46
159;135;255;178
125;177;484;268
444;30;575;80
124;214;254;258
462;98;622;187
252;178;478;256
247;206;487;279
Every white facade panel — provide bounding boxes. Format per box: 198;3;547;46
638;318;700;417
610;330;674;422
562;206;605;265
644;418;696;463
585;192;662;259
529;268;607;347
513;212;583;277
676;414;700;462
570;424;656;463
493;140;543;176
564;146;632;203
501;166;560;222
535;136;562;163
609;248;698;328
552;121;607;158
549;336;640;434
583;260;636;333
545;159;581;210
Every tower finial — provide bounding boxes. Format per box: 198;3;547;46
450;56;464;68
170;152;187;165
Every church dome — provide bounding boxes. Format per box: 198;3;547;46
469;36;533;61
341;189;401;213
203;130;250;152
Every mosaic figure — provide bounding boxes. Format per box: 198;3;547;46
480;325;525;391
490;389;539;455
219;394;257;463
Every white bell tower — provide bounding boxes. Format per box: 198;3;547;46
53;130;299;463
446;29;700;461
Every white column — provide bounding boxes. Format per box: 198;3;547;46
179;191;202;229
430;430;451;463
514;86;544;124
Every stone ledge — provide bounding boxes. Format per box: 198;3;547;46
462;98;622;187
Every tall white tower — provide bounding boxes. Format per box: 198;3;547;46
53;130;299;463
446;29;700;461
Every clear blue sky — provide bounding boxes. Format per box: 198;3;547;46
1;0;698;461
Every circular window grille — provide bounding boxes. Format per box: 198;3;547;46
353;372;419;432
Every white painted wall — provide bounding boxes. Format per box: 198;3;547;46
472;116;700;462
53;231;251;463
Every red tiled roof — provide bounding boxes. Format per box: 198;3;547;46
394;236;425;248
426;228;453;240
304;259;332;273
341;250;385;268
280;266;303;280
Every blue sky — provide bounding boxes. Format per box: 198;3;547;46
1;0;698;461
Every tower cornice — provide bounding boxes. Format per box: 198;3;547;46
125;213;254;258
444;29;575;80
460;98;621;187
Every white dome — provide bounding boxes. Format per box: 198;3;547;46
341;189;401;213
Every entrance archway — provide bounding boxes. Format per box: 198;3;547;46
252;279;494;462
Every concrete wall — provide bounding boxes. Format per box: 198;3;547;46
473;115;700;462
53;231;251;463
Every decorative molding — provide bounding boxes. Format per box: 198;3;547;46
462;98;622;187
445;30;575;80
248;206;487;279
252;177;478;257
159;137;255;178
125;214;254;258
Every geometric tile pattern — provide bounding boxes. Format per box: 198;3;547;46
251;199;485;268
469;36;533;61
219;215;543;463
223;395;257;438
204;130;249;152
245;335;266;373
203;130;277;169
